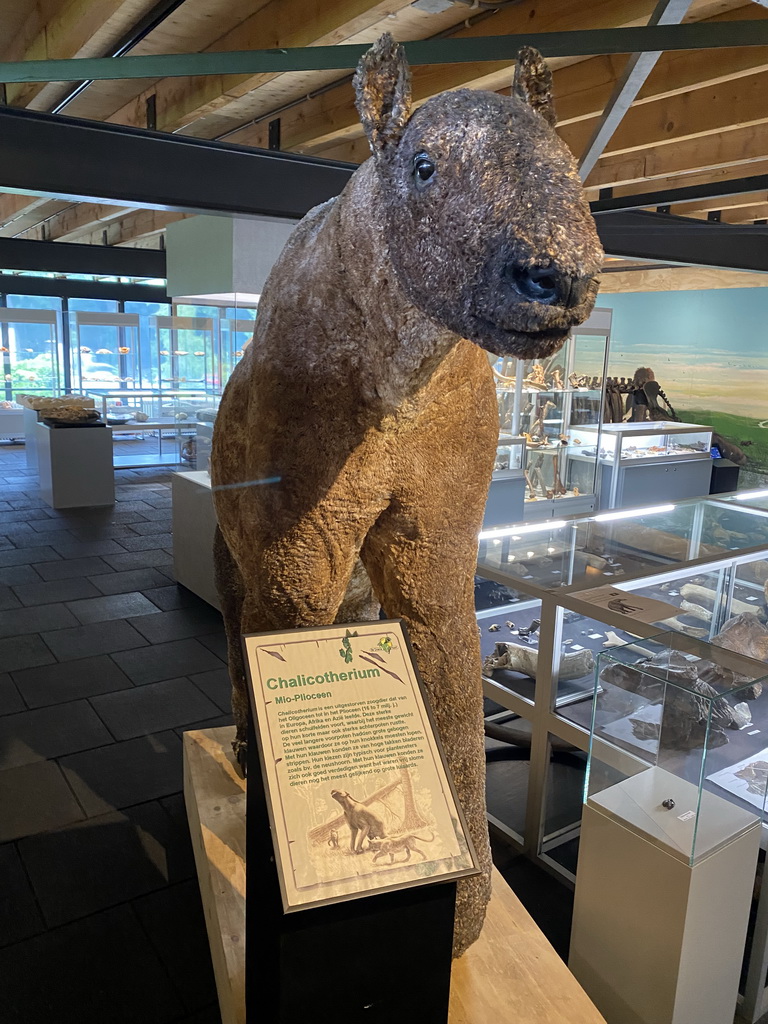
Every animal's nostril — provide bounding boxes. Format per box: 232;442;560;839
508;265;560;305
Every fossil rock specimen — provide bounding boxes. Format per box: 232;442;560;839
483;641;594;680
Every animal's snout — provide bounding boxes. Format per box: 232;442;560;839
505;264;589;308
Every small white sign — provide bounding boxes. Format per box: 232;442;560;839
574;585;679;624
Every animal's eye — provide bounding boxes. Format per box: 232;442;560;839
413;153;435;188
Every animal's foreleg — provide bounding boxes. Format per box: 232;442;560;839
349;827;358;853
356;822;370;852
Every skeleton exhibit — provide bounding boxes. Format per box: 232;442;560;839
210;34;602;955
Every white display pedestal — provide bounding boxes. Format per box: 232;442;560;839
24;406;40;470
0;406;23;440
172;470;221;610
36;423;115;508
570;767;760;1024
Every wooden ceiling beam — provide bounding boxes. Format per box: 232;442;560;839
104;0;415;135
71;208;188;248
5;0;164;110
669;189;768;216
583;158;768;202
12;203;132;243
229;0;659;152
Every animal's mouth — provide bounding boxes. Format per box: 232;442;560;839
470;315;569;357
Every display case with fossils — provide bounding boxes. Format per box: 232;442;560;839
475;495;768;858
570;420;714;510
491;307;611;521
587;631;768;864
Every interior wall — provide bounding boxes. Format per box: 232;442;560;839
598;285;768;484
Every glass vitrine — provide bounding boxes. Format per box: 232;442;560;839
475;496;768;858
588;632;768;866
490;307;611;521
0;306;61;398
156;315;216;391
71;311;141;391
572;420;713;465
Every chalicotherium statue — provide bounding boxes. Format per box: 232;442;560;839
210;34;602;956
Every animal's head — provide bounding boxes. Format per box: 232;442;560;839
354;35;603;359
330;789;349;804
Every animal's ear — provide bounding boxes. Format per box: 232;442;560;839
512;46;556;127
354;33;412;154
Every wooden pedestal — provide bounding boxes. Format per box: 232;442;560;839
183;727;605;1024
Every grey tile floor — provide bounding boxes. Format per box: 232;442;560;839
0;442;577;1024
0;445;226;1024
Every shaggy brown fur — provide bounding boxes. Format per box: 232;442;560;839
210;34;602;957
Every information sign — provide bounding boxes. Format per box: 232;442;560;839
243;620;478;912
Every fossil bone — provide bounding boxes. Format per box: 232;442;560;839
482;641;594;680
680;583;763;619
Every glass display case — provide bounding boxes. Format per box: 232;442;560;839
70;311;141;391
0;306;62;398
491;307;611;521
571;420;714;510
572;420;713;465
588;632;768;866
493;434;526;476
475;495;768;853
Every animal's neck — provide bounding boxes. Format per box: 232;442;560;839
333;162;459;411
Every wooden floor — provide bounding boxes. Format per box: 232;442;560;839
184;726;606;1024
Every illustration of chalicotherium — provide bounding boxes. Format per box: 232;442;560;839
211;34;602;955
331;789;387;853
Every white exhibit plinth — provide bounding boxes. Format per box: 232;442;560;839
172;470;220;611
24;406;40;470
569;766;760;1024
36;423;114;508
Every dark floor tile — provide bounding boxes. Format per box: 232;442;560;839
197;632;228;662
68;523;142;541
19;800;193;928
60;731;183;816
128;606;223;645
0;761;85;842
12;655;133;709
27;517;75;533
111;638;225;686
12;576;102;607
0;544;60;566
48;537;126;558
4;527;75;548
0;903;185;1024
41;619;149;661
105;499;156;514
175;1006;222;1024
0;843;45;947
0;519;32;537
110;509;153;524
0;534;14;550
0;674;25;715
35;555;113;581
0;508;49;524
188;668;232;712
137;505;177;521
87;567;170;595
141;493;172;508
0;634;56;673
102;548;174;571
0;700;112;771
177;713;233;736
0;584;21;611
92;678;219;741
65;591;161;625
6;496;47;510
134;880;218;1012
119;532;174;552
130;518;173;536
0;564;42;587
142;584;201;611
0;602;79;639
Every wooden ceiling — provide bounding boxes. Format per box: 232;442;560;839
1;0;767;252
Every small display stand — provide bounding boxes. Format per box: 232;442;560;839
171;470;220;610
184;724;607;1024
36;421;114;508
570;632;768;1024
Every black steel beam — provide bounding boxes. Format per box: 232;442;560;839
590;174;768;213
596;210;768;274
0;106;355;218
1;22;768;83
0;274;171;303
0;236;165;277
